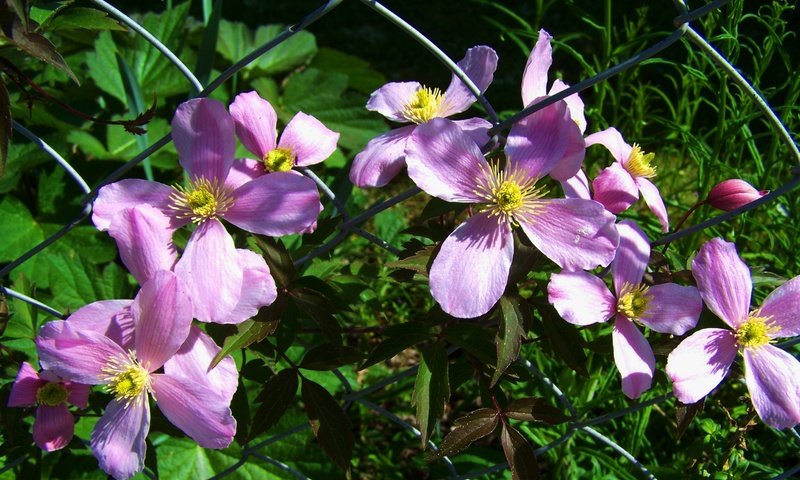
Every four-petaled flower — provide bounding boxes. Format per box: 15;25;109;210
548;220;702;398
349;45;498;188
8;362;90;451
666;238;800;429
405;117;619;318
36;272;238;479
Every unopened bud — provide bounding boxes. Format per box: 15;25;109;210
707;179;767;211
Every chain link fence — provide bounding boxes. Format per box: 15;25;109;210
2;0;799;478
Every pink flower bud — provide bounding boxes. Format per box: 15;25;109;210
707;179;768;211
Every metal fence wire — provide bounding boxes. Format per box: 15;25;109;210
1;0;800;478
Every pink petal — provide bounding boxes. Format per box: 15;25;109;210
520;198;619;270
92;179;179;231
612;219;650;293
151;374;236;448
91;398;149;480
219;249;278;325
505;99;571;180
548;121;585;182
33;404;74;451
229;91;278;158
707;179;767;212
172;98;235;182
640;283;702;335
666;328;738;404
65;382;91;408
37;320;127;385
635;177;670;232
278;112;339;167
584;127;632;163
366;81;421;122
613;317;655;399
549;79;587;133
560;170;591;200
547;271;616;326
592;163;638;214
451;117;492;147
107;206;177;285
349;126;414;188
132;271;192;371
429;213;513;318
9;362;44;407
66;300;134;351
440;45;498;116
521;29;552;106
758;275;800;337
164;326;239;404
743;345;800;429
174;220;243;323
225;171;322;236
226;158;265;190
691;238;751;329
405;118;486;203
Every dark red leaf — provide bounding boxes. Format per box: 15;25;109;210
249;369;298;441
675;398;704;439
5;16;78;83
412;341;450;445
302;378;354;477
501;423;540;480
437;408;499;457
210;294;287;367
504;397;571;425
492;296;526;386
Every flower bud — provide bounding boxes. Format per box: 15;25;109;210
707;179;768;211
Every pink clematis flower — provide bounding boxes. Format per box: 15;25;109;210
349;45;498;188
706;179;768;212
405;117;619;319
666;238;800;429
92;98;321;323
36;271;238;479
8;362;90;451
228;91;339;176
583;127;670;232
522;29;587;181
548;220;702;398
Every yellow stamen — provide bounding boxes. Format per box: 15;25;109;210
402;87;444;124
617;283;651;320
263;147;295;172
169;177;234;223
625;144;657;178
473;160;546;226
36;382;69;407
735;315;777;349
102;351;150;407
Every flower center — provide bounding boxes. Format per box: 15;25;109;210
263;147;295;172
735;315;775;349
102;352;151;406
169;177;234;223
402;87;444;124
36;382;69;407
473;161;546;226
617;283;651;320
625;144;657;178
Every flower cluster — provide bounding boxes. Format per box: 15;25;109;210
9;92;338;479
9;26;798;480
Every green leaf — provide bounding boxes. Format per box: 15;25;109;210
492;296;526;386
360;321;431;369
281;68;387;151
0;78;11;177
249;368;299;441
0;196;44;263
36;166;65;215
3;274;36;340
412;341;450;445
538;306;589;377
211;295;287;367
437;408;499;457
217;21;317;76
301;378;354;476
503;397;571;425
309;47;386;94
386;245;436;276
300;343;362;371
501;423;540;480
86;31;126;104
44;7;127;31
157;437;274;479
46;252;106;312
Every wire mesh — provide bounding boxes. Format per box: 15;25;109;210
1;0;799;478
